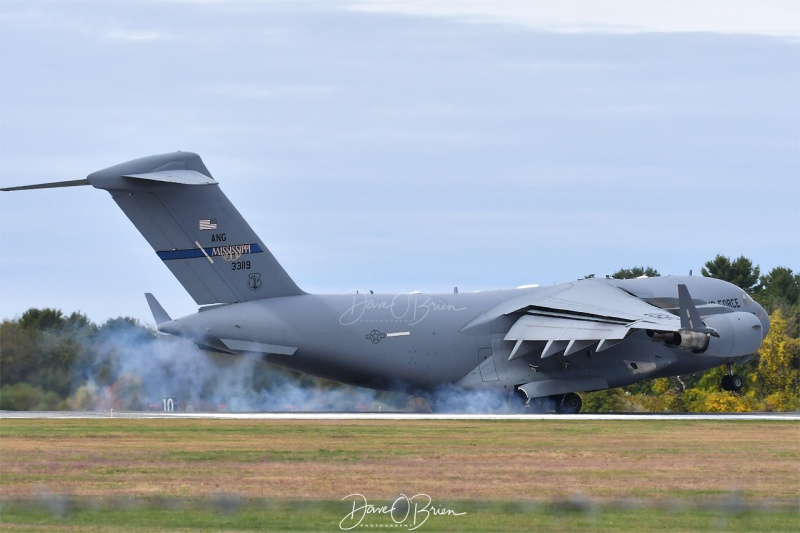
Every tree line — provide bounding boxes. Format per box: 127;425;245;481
1;254;797;412
0;308;356;412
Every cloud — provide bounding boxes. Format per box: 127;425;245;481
0;1;796;326
346;0;800;38
204;82;336;100
104;29;165;42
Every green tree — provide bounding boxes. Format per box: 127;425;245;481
701;255;760;293
756;309;800;411
612;266;660;279
18;308;92;333
0;320;39;387
758;267;800;312
0;308;98;402
636;378;685;412
19;308;66;332
581;389;631;412
682;388;756;413
0;383;64;410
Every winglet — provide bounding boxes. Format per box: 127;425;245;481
677;284;716;335
145;293;172;326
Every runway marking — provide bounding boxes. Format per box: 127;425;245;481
2;411;798;421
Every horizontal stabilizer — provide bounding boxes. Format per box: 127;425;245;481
1;179;90;192
145;293;172;325
123;170;216;186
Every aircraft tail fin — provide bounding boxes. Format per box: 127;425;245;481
5;152;304;305
92;152;304;304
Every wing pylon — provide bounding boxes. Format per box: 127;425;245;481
677;284;717;336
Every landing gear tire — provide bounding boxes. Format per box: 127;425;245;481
557;393;582;414
530;396;550;413
721;374;744;392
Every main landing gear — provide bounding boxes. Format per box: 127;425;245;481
721;363;744;392
525;392;583;414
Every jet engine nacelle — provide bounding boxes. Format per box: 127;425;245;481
647;311;763;358
647;330;710;352
702;311;764;358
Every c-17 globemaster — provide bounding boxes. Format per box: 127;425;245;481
3;152;770;413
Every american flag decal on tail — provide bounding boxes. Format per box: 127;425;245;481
199;218;218;230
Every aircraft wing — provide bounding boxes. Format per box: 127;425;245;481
463;280;685;361
504;314;632;359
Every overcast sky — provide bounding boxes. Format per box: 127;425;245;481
1;0;798;327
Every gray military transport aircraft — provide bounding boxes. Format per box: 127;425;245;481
3;152;771;413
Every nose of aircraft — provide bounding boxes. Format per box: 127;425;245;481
754;303;770;339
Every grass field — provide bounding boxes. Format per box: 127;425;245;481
1;418;798;531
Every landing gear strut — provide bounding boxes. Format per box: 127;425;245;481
721;363;744;392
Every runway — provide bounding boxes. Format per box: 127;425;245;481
2;410;798;421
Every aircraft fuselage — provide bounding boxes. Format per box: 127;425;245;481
4;152;770;411
161;274;769;398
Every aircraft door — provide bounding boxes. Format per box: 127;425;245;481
478;347;499;382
